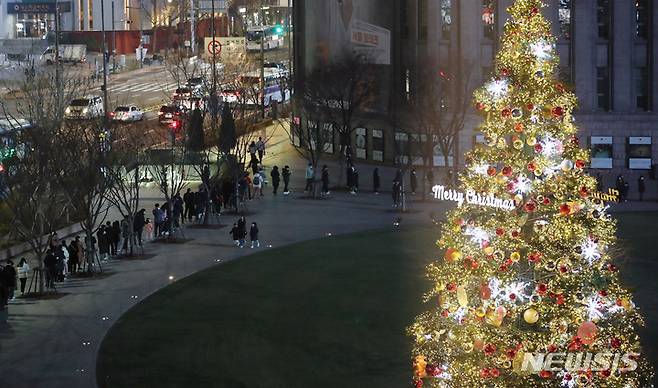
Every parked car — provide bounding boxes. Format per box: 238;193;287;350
158;105;182;125
111;105;144;122
41;44;87;65
64;96;104;120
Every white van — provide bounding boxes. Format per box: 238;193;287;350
64;96;105;120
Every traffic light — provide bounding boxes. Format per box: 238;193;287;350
274;25;284;34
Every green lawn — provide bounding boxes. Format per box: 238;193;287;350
96;213;658;388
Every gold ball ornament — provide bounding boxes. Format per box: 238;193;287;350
510;252;521;262
497;137;508;149
523;308;539;324
513;139;524;149
462;341;474;353
526;137;537;146
456;285;469;307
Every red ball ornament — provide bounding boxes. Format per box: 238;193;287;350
441;309;450;318
509;293;517;301
607;263;618;272
447;282;457;292
514;123;524;133
490;368;500;378
506;349;517;359
575;159;586;169
524;201;537;212
534;144;543;153
414;378;424;388
484;343;497;356
476;102;486;111
611;337;622;349
537;283;548;295
542;197;551;205
599;289;608;297
480;368;491;378
426;364;443;377
559;264;569;274
527;162;536;171
501;68;510;77
502;166;513;176
539;370;552;379
570;136;580;146
501;108;512;118
552;106;565;117
600;369;612;378
579;186;589;198
495;227;505;236
480;283;492;299
556;294;565;305
547;344;558;353
528;252;542;263
559;203;571;216
487;166;497;176
526;103;535;111
511;230;520;238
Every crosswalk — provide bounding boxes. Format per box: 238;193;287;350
92;81;179;95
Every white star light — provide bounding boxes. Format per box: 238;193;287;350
471;164;489;175
540;136;564;157
530;40;554;61
485;79;509;99
465;226;489;247
503;281;531;303
580;238;602;265
513;176;533;194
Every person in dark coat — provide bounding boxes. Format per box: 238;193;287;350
183;188;193;223
616;175;626;201
237;216;247;248
230;223;240;246
392;181;402;208
43;249;57;289
321;165;330;195
68;237;79;273
2;260;17;300
250;222;260;248
410;169;418;195
110;221;121;255
373;168;380;194
638;176;646;201
97;225;109;261
134;209;146;246
271;166;281;195
282;166;291;195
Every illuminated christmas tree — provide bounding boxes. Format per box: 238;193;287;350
409;1;654;387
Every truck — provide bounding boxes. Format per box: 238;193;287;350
40;44;87;65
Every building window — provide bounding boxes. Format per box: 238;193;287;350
418;0;428;40
355;128;367;159
372;129;384;162
596;0;610;40
558;0;572;40
322;123;334;154
404;68;412;101
395;132;410;165
400;0;409;39
482;1;496;40
441;0;452;40
636;0;648;39
628;137;652;170
635;66;649;111
596;67;611;111
590;137;613;169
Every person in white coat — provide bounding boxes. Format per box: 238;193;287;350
17;258;29;295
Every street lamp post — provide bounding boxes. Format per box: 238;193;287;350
100;0;109;119
260;0;265;120
112;0;117;71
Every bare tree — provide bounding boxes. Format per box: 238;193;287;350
54;120;112;273
399;64;473;195
304;56;377;186
104;125;153;255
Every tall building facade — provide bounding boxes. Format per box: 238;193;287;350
295;0;658;197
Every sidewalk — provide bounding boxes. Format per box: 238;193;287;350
0;144;442;388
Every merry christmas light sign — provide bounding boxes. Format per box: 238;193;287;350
432;185;517;211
